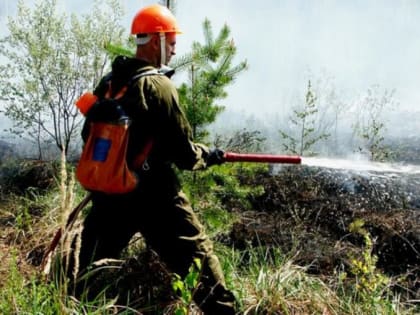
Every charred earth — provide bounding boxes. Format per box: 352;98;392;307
226;162;419;302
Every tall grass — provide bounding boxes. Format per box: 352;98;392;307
216;245;340;314
217;243;417;315
0;159;417;314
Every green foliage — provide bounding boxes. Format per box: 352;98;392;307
224;245;339;315
213;128;266;153
104;39;135;59
346;219;391;307
0;0;125;158
0;256;60;314
176;19;248;142
0;257;133;314
180;163;265;240
352;85;397;161
14;199;32;232
280;80;330;156
183;163;265;209
171;258;202;315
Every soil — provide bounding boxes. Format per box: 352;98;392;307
224;164;420;301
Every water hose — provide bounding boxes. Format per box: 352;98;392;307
224;152;302;164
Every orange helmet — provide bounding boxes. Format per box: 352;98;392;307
131;4;182;35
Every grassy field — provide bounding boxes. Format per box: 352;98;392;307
0;158;418;314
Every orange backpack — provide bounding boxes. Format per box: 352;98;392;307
75;70;159;194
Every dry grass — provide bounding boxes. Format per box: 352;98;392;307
0;159;418;314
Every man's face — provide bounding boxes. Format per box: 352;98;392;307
165;33;177;65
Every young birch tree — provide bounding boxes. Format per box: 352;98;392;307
0;0;125;159
352;85;397;161
280;80;330;156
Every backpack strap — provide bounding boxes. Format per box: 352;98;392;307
102;68;158;100
131;68;161;81
98;66;168;171
132;139;154;171
106;66;171;97
128;68;166;171
131;66;174;81
105;82;127;100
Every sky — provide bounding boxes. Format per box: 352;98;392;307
1;0;420;125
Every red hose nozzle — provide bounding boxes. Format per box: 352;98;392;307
223;152;301;164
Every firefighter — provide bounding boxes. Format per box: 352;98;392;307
71;4;236;315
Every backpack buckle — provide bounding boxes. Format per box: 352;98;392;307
142;159;150;171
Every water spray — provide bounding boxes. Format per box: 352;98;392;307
301;156;420;174
223;152;420;175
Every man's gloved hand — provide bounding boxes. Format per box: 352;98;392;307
206;149;225;166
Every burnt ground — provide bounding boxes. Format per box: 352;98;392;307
224;164;420;301
0;156;419;312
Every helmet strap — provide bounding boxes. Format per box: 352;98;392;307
159;32;166;66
